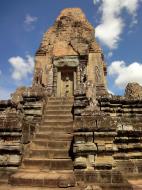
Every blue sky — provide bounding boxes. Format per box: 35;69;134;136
0;0;142;99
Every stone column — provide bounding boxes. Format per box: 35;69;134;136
57;70;61;97
53;66;57;96
74;71;77;92
77;66;81;90
87;53;95;83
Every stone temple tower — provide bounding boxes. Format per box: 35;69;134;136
1;7;142;190
33;8;107;98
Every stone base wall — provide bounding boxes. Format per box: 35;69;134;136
22;92;44;144
98;97;142;178
98;96;142;117
0;101;22;182
73;95;142;187
0;87;44;182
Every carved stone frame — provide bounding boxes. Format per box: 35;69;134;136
53;56;79;97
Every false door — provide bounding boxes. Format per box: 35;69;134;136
60;70;73;97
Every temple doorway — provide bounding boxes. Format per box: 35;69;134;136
61;70;73;97
57;67;76;97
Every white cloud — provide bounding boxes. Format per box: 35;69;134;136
93;0;100;4
0;87;11;100
24;14;38;31
8;55;34;81
24;14;38;25
93;0;140;49
107;51;113;58
108;60;142;88
108;89;114;95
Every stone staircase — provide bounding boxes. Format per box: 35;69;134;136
10;97;76;189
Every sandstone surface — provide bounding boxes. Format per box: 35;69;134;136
0;7;142;190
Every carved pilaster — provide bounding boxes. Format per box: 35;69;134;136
53;66;57;96
47;65;53;95
33;68;43;86
77;66;81;90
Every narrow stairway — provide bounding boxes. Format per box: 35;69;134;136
10;97;76;188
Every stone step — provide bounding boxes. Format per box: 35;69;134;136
48;97;74;101
132;186;142;190
42;120;73;124
48;98;73;101
10;171;76;188
8;186;79;190
42;120;73;126
129;179;142;190
45;110;72;115
22;158;73;170
43;115;73;120
32;140;71;149
35;132;73;141
47;101;73;106
46;105;72;111
38;125;73;133
29;149;69;159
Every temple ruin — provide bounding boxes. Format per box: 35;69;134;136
0;8;142;190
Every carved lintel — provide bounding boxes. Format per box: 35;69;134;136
54;56;79;67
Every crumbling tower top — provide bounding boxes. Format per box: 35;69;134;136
34;8;107;97
36;7;101;56
56;8;87;22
